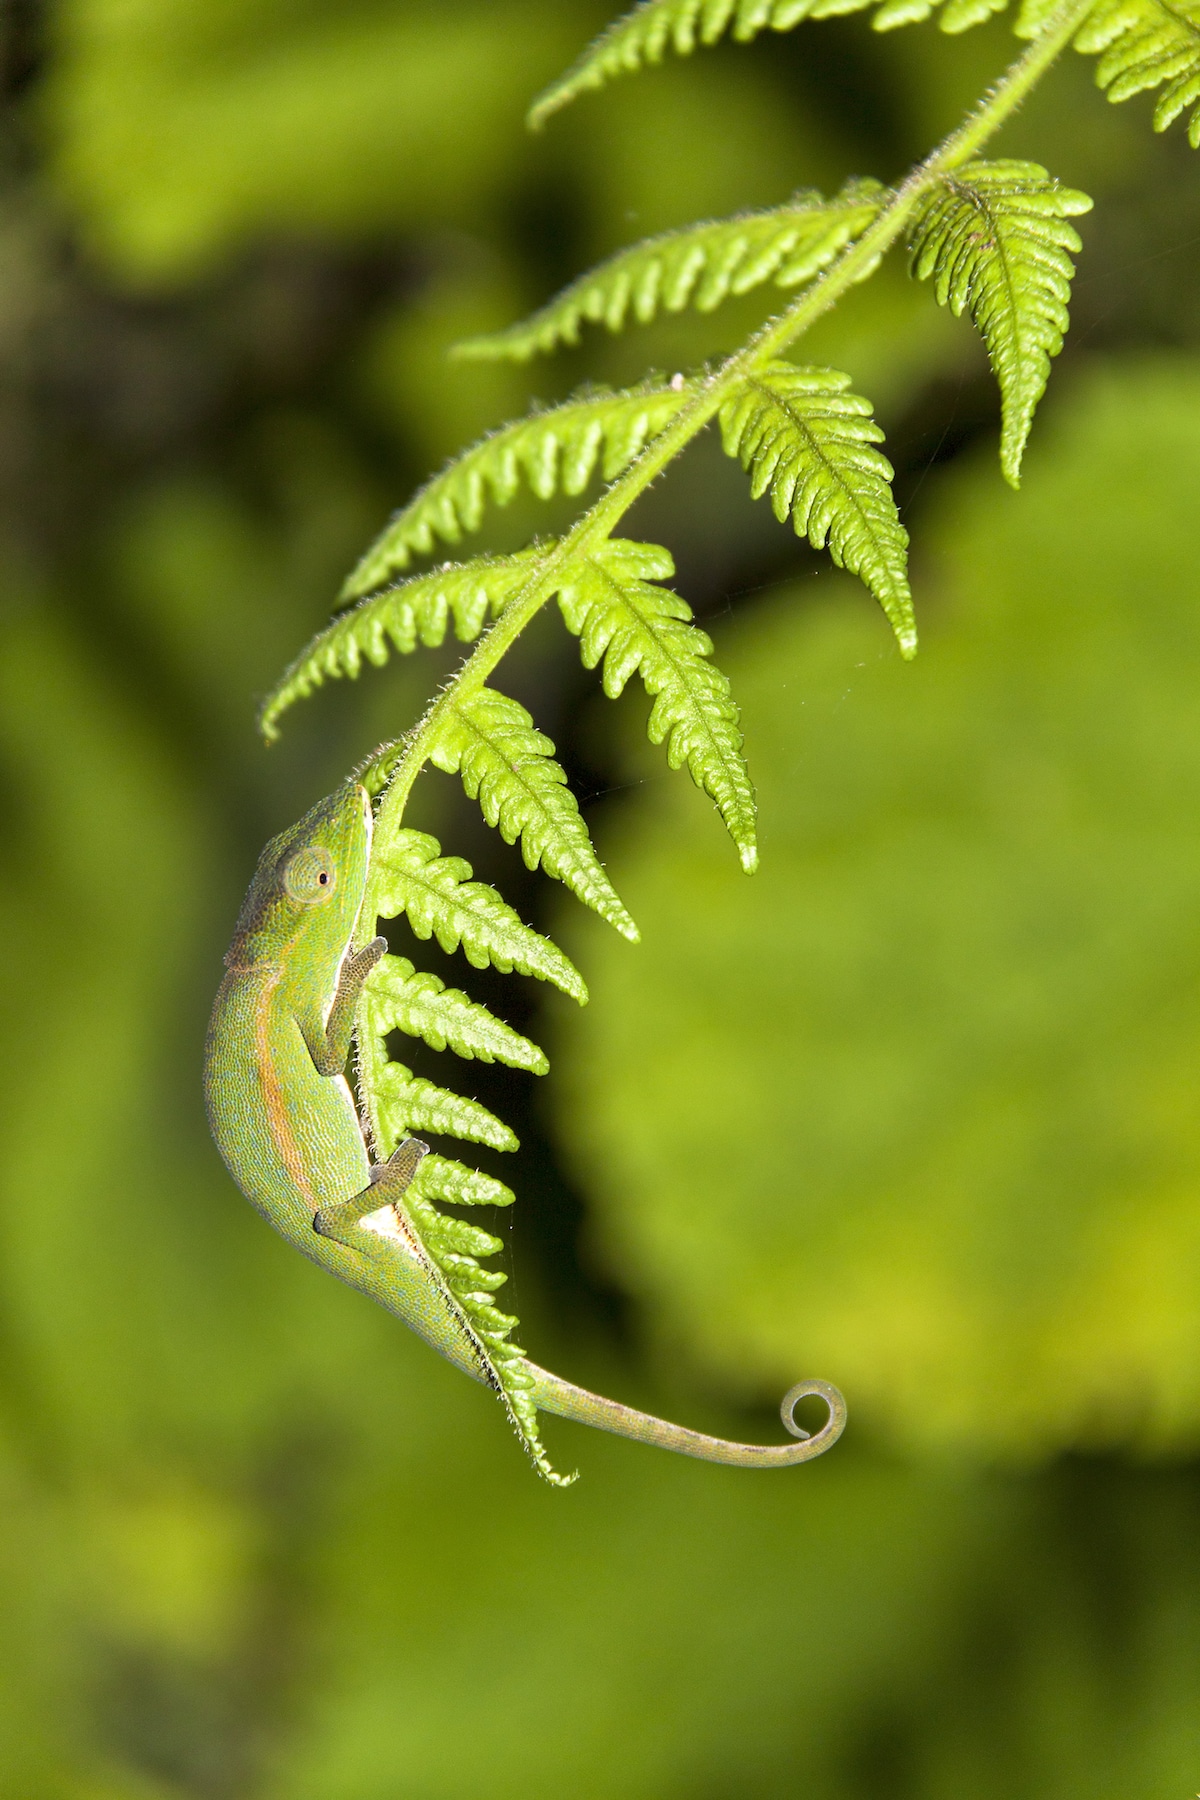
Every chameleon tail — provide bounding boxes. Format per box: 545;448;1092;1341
525;1364;846;1467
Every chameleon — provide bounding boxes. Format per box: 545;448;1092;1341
204;777;846;1480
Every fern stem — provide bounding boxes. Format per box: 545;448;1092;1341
365;0;1094;923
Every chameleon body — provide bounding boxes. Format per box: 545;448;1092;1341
204;780;846;1475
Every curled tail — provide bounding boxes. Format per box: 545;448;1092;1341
526;1364;846;1467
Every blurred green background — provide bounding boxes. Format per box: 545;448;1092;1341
2;1;1200;1794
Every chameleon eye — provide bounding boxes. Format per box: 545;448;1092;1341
283;846;338;904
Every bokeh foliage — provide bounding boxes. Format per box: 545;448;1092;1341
554;359;1200;1462
1;0;1199;1795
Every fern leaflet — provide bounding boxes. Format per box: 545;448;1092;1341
368;1059;519;1153
428;686;639;940
718;362;915;653
529;0;838;124
362;952;548;1071
556;539;758;871
372;829;587;1001
908;159;1092;485
342;384;693;597
1069;0;1200;145
456;183;884;363
259;551;540;741
529;0;1019;126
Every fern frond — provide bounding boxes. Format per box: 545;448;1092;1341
429;686;639;940
909;160;1091;485
718;363;915;654
362;951;549;1072
529;0;1015;126
373;830;587;1001
456;183;884;363
1069;0;1200;145
372;1059;519;1153
259;552;541;741
556;539;758;871
343;385;693;597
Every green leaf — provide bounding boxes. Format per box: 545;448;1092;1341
361;951;549;1072
557;539;758;872
456;183;883;361
909;160;1092;486
342;385;693;595
370;1060;518;1155
258;551;541;742
1068;0;1200;146
528;0;826;124
718;362;915;655
430;685;639;940
528;0;1016;124
871;0;1007;28
370;828;586;1000
414;1153;515;1211
371;829;587;1001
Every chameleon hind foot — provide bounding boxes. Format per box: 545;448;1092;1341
313;1137;429;1244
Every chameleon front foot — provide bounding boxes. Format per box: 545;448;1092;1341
313;1137;428;1244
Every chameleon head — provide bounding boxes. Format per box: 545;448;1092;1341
226;781;374;968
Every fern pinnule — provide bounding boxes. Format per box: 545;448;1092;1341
372;830;587;1001
1068;0;1200;144
456;184;884;363
259;551;540;741
368;1059;519;1154
556;539;758;872
362;952;549;1072
529;0;1028;126
528;1;815;127
871;0;1008;30
909;159;1091;484
429;686;639;941
342;385;692;597
414;1156;515;1213
719;363;915;654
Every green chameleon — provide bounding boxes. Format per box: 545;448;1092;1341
204;778;846;1480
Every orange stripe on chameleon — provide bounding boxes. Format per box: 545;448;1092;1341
253;964;315;1208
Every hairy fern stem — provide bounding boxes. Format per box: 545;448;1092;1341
363;0;1094;933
